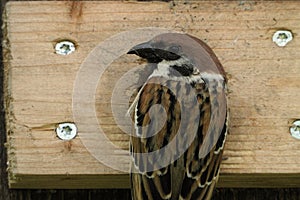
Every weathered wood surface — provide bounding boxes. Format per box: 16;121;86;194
2;1;300;189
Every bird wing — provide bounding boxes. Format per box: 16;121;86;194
130;74;227;200
180;77;228;200
131;76;180;200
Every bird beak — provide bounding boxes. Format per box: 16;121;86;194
127;42;153;55
128;42;163;62
128;41;181;62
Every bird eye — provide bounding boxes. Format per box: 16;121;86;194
168;45;181;54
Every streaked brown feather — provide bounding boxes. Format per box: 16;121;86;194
130;33;228;200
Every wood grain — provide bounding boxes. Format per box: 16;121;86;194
3;1;300;188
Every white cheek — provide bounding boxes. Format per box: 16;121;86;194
149;57;189;78
148;57;204;84
151;61;171;77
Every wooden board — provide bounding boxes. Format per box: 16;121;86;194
3;1;300;188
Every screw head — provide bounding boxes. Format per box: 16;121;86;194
55;41;76;55
290;120;300;140
56;123;77;140
272;30;293;47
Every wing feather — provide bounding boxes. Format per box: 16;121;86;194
180;78;228;200
131;75;227;200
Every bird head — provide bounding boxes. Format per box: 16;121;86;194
128;34;196;76
128;33;226;79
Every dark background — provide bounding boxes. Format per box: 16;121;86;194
0;1;299;199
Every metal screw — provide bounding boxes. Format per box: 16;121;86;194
290;120;300;140
55;41;76;55
56;123;77;140
272;30;293;47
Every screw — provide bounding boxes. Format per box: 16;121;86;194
55;41;76;55
290;120;300;140
56;122;77;140
272;30;293;47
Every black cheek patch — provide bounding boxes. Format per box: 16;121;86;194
170;64;194;76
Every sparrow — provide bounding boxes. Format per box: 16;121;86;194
128;33;228;200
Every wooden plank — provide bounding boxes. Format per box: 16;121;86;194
3;1;300;188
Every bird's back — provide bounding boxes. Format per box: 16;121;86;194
130;73;227;200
